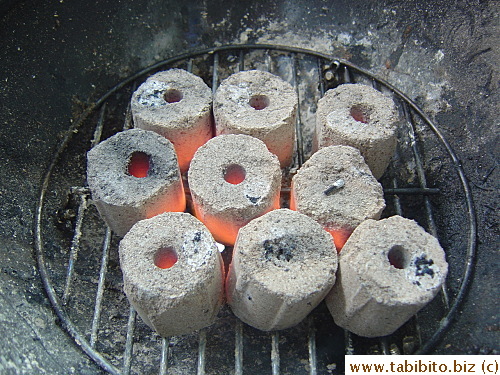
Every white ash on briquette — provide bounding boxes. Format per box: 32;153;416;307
188;134;281;246
291;145;385;252
119;212;224;337
315;83;399;179
226;209;338;331
86;129;185;237
326;215;448;338
213;70;298;168
131;69;213;172
89;71;445;339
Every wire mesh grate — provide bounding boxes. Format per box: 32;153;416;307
35;44;476;374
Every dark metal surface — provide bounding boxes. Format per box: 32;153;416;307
34;45;476;374
1;1;497;374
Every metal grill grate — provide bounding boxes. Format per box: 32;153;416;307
35;44;476;374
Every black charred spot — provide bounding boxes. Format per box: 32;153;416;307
246;195;260;204
193;231;202;242
415;255;434;277
263;239;295;263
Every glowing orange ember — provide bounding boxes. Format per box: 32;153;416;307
145;184;186;219
172;122;213;173
224;164;246;185
154;247;178;269
193;194;280;246
289;187;298;211
325;227;352;253
128;151;150;178
290;185;351;253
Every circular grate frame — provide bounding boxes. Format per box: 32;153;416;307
34;44;477;375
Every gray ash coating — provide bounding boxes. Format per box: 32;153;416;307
131;69;212;129
119;212;224;337
131;68;214;171
86;128;185;237
188;134;281;220
316;83;399;180
292;145;385;232
214;69;298;167
86;128;180;206
226;209;337;331
326;215;448;337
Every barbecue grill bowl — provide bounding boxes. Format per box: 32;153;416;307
1;1;498;374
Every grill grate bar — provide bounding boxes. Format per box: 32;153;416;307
123;102;134;130
197;328;207;375
90;226;112;348
378;65;422;353
402;103;438;236
159;337;169;375
318;62;356;357
307;316;318;375
265;50;272;71
384;187;439;195
342;65;352;84
234;320;244;375
380;337;390;355
229;53;246;375
291;52;305;167
346;65;391;355
344;65;390;355
122;306;137;375
271;331;280;375
91;103;107;147
187;58;194;73
391;178;403;219
317;58;326;97
402;102;451;310
62;192;88;304
212;52;219;95
344;330;354;355
238;50;245;72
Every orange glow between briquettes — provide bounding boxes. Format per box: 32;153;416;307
193;192;280;246
145;184;186;219
172;120;213;173
290;183;352;253
325;227;352;253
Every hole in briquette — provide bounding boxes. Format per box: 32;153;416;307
154;247;178;269
350;104;370;124
128;151;150;178
388;245;409;269
249;95;270;110
224;164;246;185
164;89;183;103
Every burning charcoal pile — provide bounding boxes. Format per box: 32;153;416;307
86;67;448;339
